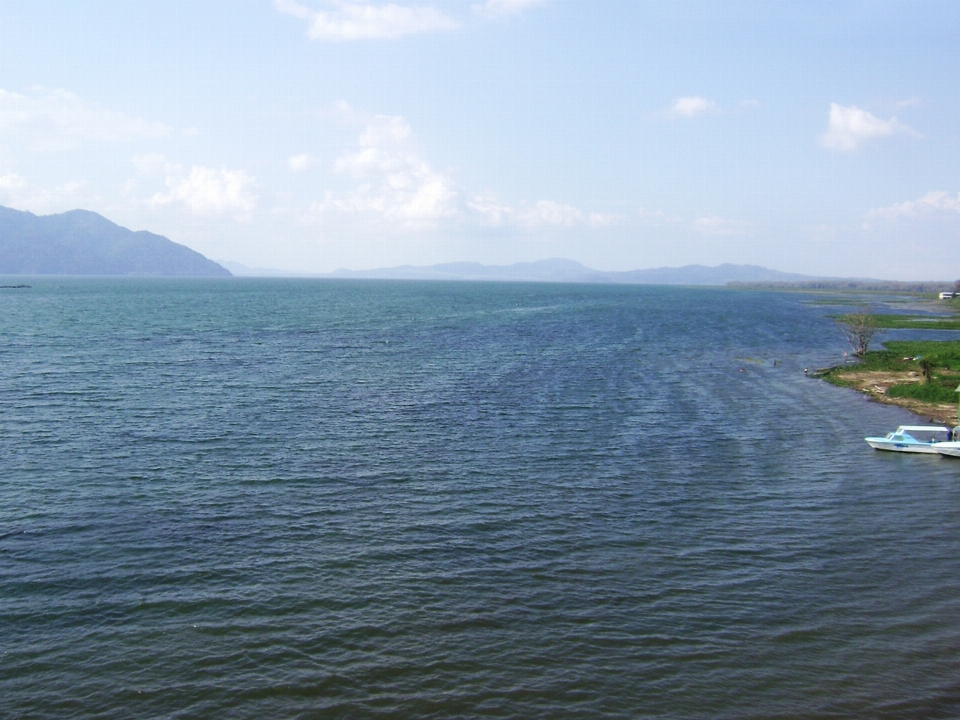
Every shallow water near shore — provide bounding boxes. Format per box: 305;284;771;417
2;278;960;718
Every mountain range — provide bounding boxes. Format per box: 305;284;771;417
225;258;817;286
0;205;230;276
0;205;889;286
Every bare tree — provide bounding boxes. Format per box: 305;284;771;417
837;308;880;356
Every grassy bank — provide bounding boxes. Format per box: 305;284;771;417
851;314;960;330
817;340;960;423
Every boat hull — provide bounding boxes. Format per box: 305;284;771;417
934;442;960;458
865;438;941;453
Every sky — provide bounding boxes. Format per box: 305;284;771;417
0;0;959;279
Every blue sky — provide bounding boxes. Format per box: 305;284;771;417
1;0;959;278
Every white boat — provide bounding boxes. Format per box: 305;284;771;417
864;425;953;453
935;439;960;458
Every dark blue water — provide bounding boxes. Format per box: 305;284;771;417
2;279;960;719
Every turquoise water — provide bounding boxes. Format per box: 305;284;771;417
2;278;960;718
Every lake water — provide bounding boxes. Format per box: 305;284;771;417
2;278;960;718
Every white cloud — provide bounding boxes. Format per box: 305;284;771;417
692;214;747;236
0;173;27;195
0;172;89;214
326;113;458;226
0;87;172;151
150;165;258;216
638;207;682;225
468;193;513;226
821;103;919;152
865;191;960;226
667;96;719;118
469;195;616;229
300;103;615;234
274;0;460;41
472;0;545;19
288;153;320;172
521;200;585;227
588;212;621;227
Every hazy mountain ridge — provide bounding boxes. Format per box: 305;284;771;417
322;259;817;285
219;261;294;278
0;205;230;276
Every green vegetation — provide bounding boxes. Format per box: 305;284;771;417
797;286;960;415
829;340;960;372
887;383;958;403
804;297;891;306
819;340;960;404
861;314;960;330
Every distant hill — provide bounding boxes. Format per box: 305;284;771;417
219;261;297;278
324;259;816;285
223;257;949;288
0;205;230;276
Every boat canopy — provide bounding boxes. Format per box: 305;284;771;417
896;425;951;433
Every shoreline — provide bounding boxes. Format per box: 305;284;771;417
817;368;959;425
814;299;960;426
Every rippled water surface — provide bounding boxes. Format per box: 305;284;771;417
2;278;960;718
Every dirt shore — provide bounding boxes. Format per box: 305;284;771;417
827;370;959;425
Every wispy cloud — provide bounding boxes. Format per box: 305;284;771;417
667;96;719;118
274;0;460;41
821;102;919;152
521;200;584;227
288;153;321;172
0;172;90;214
298;103;618;234
587;212;621;227
0;87;172;151
691;214;748;236
468;194;617;229
638;207;682;226
468;193;513;226
472;0;545;19
865;191;960;227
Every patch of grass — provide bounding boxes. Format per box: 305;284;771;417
887;382;959;403
884;341;960;371
816;341;960;397
823;340;960;374
868;314;960;330
827;312;960;330
816;372;858;388
804;297;881;306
